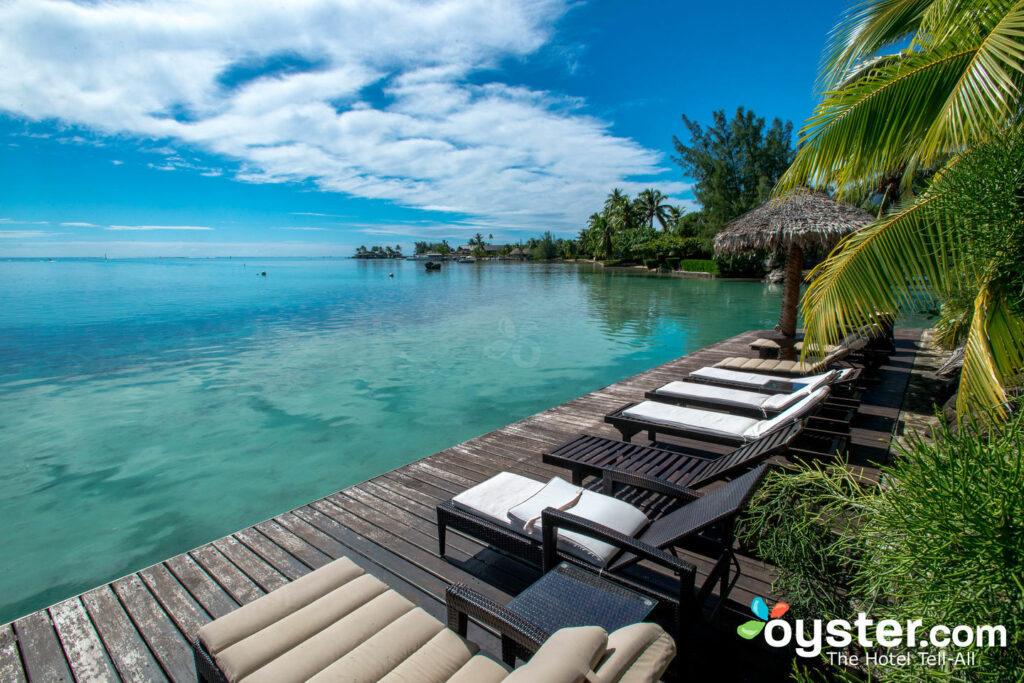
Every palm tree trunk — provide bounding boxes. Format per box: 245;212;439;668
777;244;803;337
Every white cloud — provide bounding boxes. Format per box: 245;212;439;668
0;0;689;231
0;230;64;238
60;222;100;227
107;225;214;231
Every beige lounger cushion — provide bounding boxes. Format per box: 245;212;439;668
446;655;511;683
198;558;492;683
714;356;828;375
596;623;677;683
504;626;608;682
199;556;366;656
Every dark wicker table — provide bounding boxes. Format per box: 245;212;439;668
504;562;658;658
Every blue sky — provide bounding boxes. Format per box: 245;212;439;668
0;0;847;257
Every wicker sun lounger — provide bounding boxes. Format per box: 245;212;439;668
437;466;771;641
643;375;857;418
193;555;676;682
686;366;862;401
604;387;849;445
542;423;802;487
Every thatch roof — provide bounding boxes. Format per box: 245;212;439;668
714;191;874;255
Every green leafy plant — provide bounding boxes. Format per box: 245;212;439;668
677;259;719;275
742;401;1024;682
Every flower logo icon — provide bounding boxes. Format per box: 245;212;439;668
737;596;789;639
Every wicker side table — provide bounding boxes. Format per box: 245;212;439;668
502;562;658;663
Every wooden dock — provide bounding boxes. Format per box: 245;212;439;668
0;328;922;682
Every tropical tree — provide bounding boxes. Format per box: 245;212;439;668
777;0;1024;418
673;107;794;236
635;188;671;230
589;212;614;259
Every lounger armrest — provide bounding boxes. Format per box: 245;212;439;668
540;508;698;580
446;583;549;655
600;468;701;503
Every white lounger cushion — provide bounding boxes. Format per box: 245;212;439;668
623;401;760;440
691;366;850;392
554;489;649;566
455;473;649;567
452;472;544;530
653;381;811;414
654;381;772;409
508;477;584;533
744;387;830;440
623;387;830;442
690;366;785;389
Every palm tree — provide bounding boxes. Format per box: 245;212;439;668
636;188;671;230
665;206;683;233
587;212;613;260
775;0;1024;418
604;188;636;233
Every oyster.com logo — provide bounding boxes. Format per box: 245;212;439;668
734;595;1005;666
737;597;788;640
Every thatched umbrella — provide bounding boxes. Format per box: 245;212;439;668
714;191;874;337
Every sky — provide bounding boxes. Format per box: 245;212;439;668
0;0;849;257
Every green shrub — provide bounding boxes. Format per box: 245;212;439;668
643;258;659;270
741;402;1024;682
677;259;718;274
676;236;711;259
600;259;623;267
664;257;681;270
714;251;767;277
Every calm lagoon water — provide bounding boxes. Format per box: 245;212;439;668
0;257;782;622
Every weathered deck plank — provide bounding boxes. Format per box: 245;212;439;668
49;598;119;682
1;328;922;681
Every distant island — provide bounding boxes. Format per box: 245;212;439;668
351;245;404;259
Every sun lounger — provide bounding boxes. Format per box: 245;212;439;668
193;556;676;682
605;387;842;445
713;335;868;376
542;423;802;487
437;466;771;640
644;372;848;416
688;366;859;392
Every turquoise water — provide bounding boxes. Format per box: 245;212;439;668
0;258;782;623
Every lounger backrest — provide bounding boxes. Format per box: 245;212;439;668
792;370;838;392
745;387;830;440
614;465;770;571
687;422;802;489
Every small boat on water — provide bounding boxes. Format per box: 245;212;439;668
457;257;476;263
425;261;442;271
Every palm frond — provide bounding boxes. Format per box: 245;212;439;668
918;0;1019;48
956;283;1024;417
918;1;1024;162
779;46;978;197
820;0;932;89
800;192;951;350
